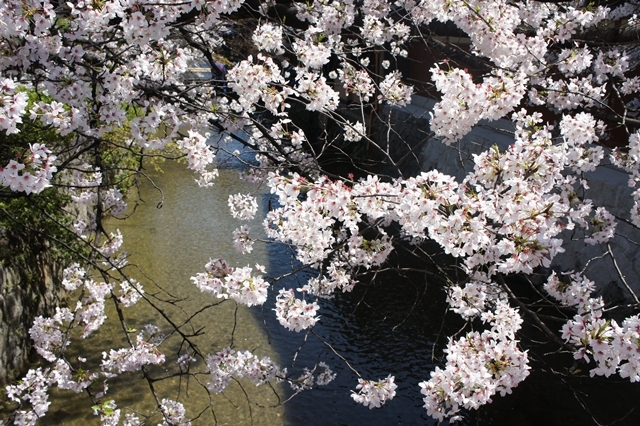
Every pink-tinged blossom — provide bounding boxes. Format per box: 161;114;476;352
191;257;234;296
0;144;57;194
430;66;526;143
98;230;124;258
584;207;617;245
593;49;629;84
338;62;375;102
117;279;144;307
351;375;397;409
346;232;394;268
557;46;593;75
225;264;270;306
419;305;529;421
293;36;331;69
192;260;269;306
228;54;289;115
51;359;97;393
344;120;366;142
159;399;191;426
295;70;340;111
176;131;217;186
6;367;51;426
228;193;258;220
447;281;490;320
252;23;284;55
559;112;604;173
378;70;413;106
545;272;603;315
92;400;120;426
205;347;281;393
29;307;74;362
0;78;28;135
62;263;86;290
101;333;165;376
552;272;640;381
232;225;254;253
275;288;320;332
123;413;142;426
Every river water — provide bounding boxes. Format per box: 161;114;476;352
6;134;640;425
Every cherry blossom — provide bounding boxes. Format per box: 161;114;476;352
205;347;281;393
351;375;397;409
228;193;258;220
4;0;640;424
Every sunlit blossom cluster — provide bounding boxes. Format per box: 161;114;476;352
0;143;57;194
228;193;258;220
176;130;218;187
205;347;281;393
545;272;640;381
420;301;529;422
101;330;166;376
253;22;284;55
350;375;397;409
0;78;28;134
191;259;269;306
232;224;254;253
274;288;320;332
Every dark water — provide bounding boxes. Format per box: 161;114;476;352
213;135;640;426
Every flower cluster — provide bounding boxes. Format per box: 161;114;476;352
287;361;336;392
293;36;332;70
227;54;290;115
191;259;269;306
0;78;28;135
0;143;57;194
337;62;375;102
350;375;397;409
159;398;191;426
117;279;144;308
545;272;640;381
378;70;413;106
228;193;258;220
29;308;74;362
101;331;166;376
176;131;218;187
6;368;51;426
295;69;340;111
92;400;120;426
419;302;529;422
274;288;320;332
430;67;526;143
252;22;284;55
205;347;281;393
232;224;254;253
344;120;366;142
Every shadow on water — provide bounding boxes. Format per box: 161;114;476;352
269;251;640;426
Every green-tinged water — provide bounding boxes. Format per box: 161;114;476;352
42;158;285;425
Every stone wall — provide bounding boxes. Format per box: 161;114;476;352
0;245;64;387
0;198;91;386
387;96;640;303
